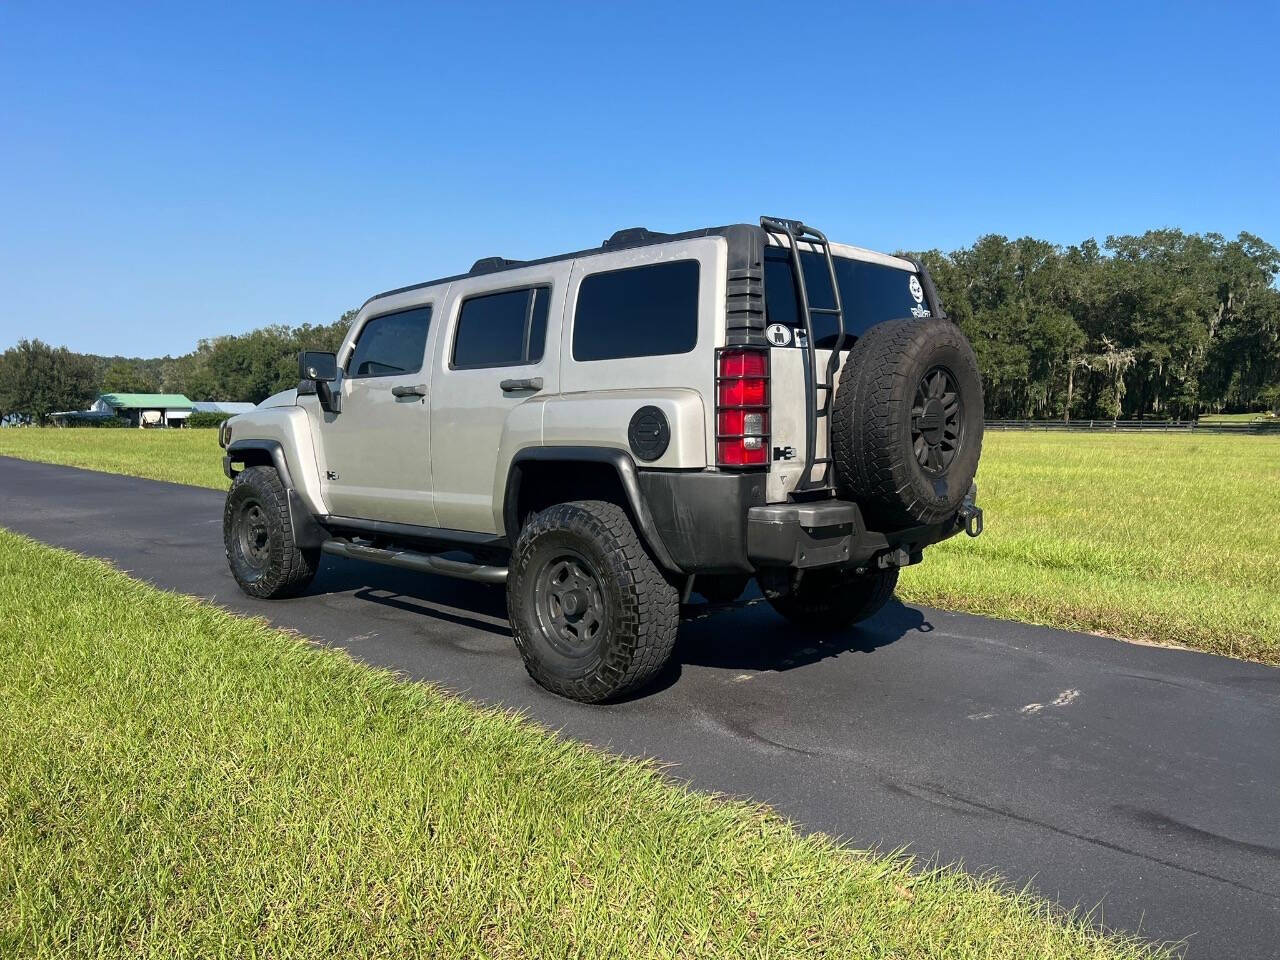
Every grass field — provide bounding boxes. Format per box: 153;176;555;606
1;427;1277;664
0;428;229;489
0;529;1166;958
897;432;1280;665
1197;412;1275;423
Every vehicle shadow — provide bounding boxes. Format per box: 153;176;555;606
677;596;931;672
306;557;511;636
303;557;931;699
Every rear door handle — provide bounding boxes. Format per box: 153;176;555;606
500;377;543;393
391;384;428;397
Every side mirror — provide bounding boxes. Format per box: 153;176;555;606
298;350;341;414
299;350;338;382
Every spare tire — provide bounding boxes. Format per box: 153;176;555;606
831;316;983;529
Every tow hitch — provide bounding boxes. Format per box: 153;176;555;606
958;484;984;538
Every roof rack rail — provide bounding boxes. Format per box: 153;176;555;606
470;256;525;275
602;226;673;249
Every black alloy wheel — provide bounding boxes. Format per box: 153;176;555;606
533;550;608;659
911;366;963;477
237;499;271;569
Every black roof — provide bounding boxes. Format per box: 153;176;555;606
361;223;754;309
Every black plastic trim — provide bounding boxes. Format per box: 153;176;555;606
319;514;508;551
223;439;328;548
747;499;963;569
321;539;508;584
503;446;681;574
638;470;766;573
361;224;768;311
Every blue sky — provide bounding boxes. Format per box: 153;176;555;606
2;1;1277;357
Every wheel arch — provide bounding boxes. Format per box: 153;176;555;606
503;447;680;574
224;439;328;548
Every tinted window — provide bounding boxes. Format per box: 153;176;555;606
573;260;700;361
452;286;549;368
348;305;432;377
764;248;929;348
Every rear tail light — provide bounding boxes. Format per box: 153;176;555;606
716;348;769;467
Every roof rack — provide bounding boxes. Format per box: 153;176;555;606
602;226;673;250
470;256;525;275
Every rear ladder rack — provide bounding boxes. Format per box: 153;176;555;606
759;216;847;494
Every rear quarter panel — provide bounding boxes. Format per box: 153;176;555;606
558;236;725;466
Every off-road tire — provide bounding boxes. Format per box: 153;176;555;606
224;465;320;599
832;316;983;529
762;567;898;631
508;500;679;703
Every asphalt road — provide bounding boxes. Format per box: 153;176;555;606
2;455;1277;959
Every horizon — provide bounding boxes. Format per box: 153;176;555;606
3;0;1278;357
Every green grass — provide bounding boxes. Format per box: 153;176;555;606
1;427;1277;664
899;432;1280;664
1197;411;1274;423
0;529;1166;959
0;427;229;489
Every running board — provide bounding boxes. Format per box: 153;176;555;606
321;539;508;585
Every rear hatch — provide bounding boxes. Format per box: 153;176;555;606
760;236;932;504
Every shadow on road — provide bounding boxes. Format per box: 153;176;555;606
305;557;511;634
300;557;932;699
677;598;931;672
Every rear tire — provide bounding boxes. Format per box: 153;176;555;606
508;500;679;703
224;465;320;599
761;567;898;631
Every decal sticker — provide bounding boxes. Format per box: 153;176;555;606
909;274;932;318
765;323;793;347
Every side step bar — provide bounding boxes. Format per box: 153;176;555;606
321;539;508;585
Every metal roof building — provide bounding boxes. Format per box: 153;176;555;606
191;401;256;415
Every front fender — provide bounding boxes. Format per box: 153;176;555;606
224;438;328;549
221;404;324;515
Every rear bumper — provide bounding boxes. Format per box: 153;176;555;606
746;488;981;571
638;466;981;574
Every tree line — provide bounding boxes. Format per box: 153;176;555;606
0;313;354;425
915;229;1280;420
2;227;1277;425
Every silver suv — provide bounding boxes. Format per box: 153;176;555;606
220;217;984;702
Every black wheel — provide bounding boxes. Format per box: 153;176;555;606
761;567;898;631
508;500;679;703
223;465;320;599
696;574;752;605
832;316;983;529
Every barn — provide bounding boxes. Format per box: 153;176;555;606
49;393;195;427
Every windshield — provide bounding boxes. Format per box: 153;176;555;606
763;247;931;349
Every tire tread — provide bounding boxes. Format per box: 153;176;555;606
508;500;678;702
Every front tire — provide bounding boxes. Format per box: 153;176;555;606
223;465;320;599
761;567;898;631
508;500;679;703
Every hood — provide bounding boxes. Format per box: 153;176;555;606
258;389;298;408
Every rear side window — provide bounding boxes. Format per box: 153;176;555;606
348;305;432;377
573;260;700;361
452;286;550;368
764;248;928;348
